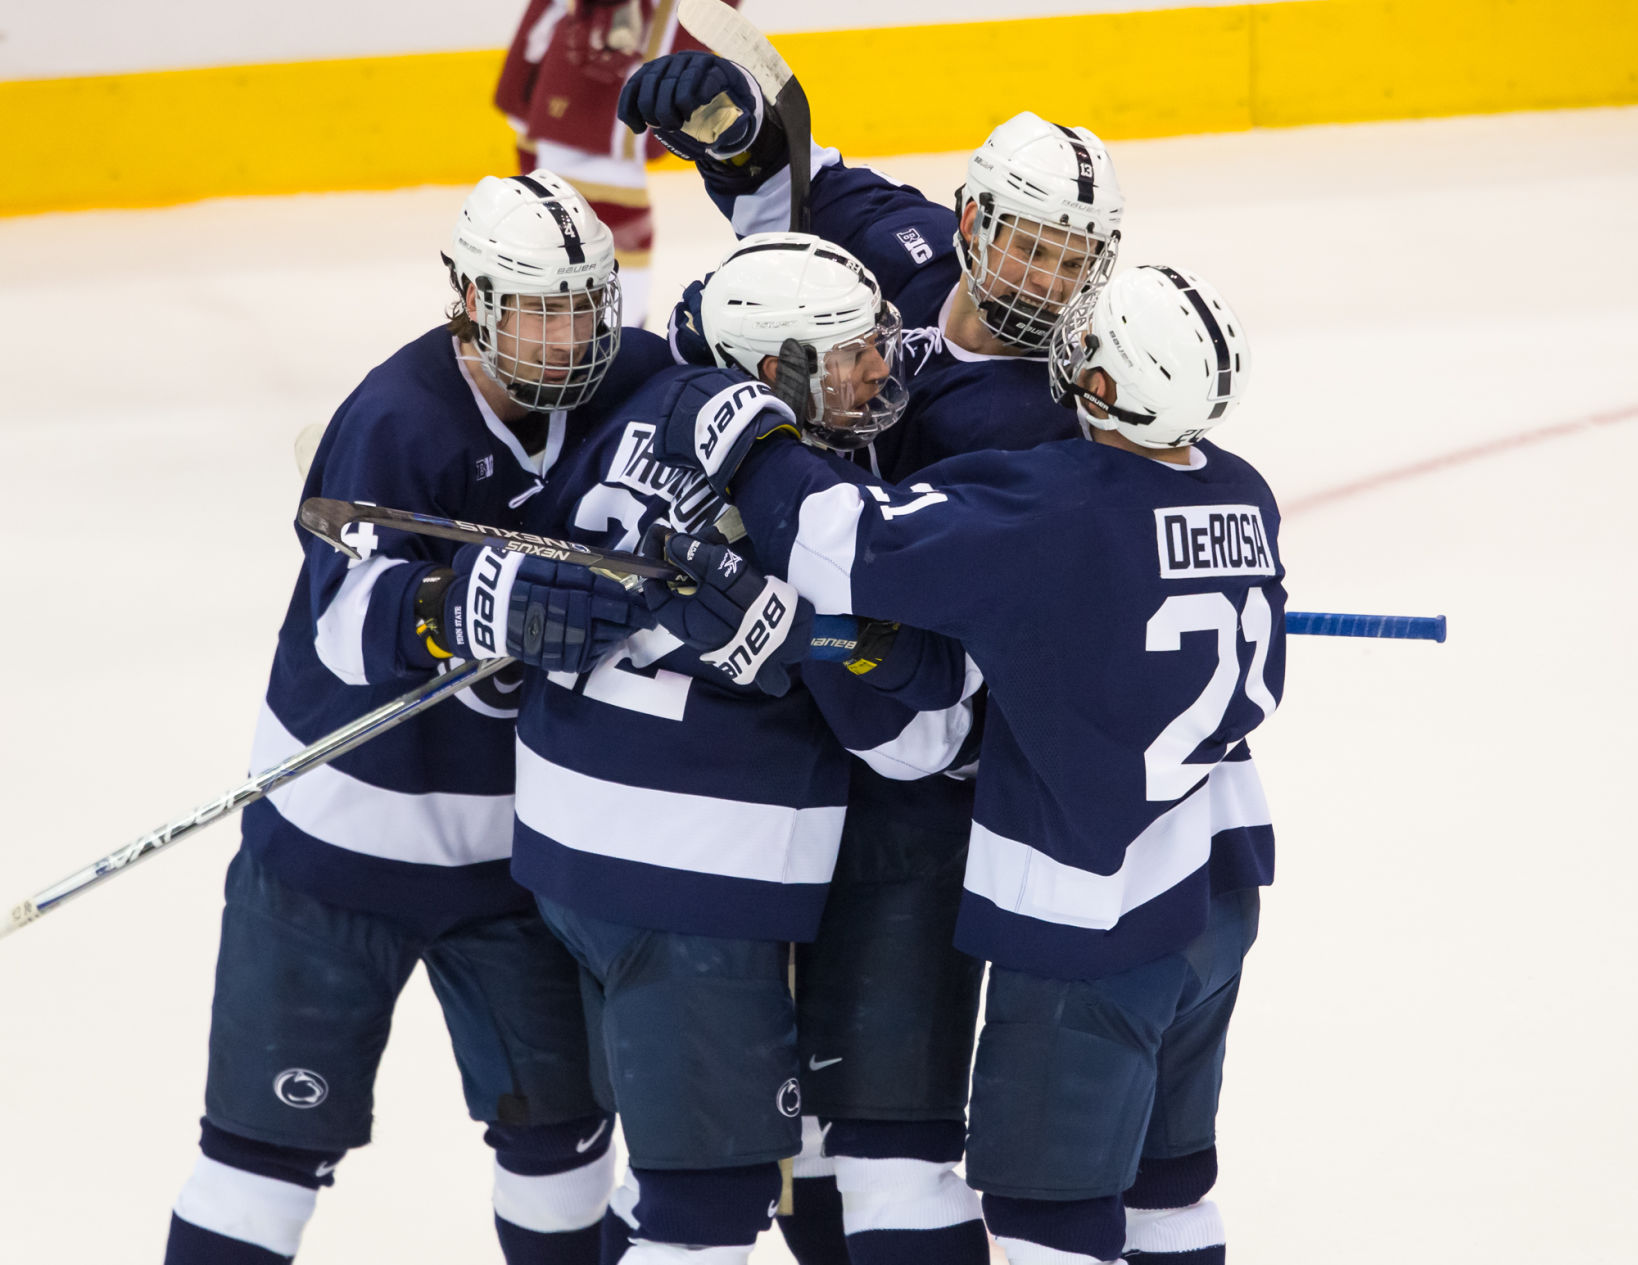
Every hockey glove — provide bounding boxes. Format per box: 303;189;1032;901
642;529;813;698
666;276;714;367
417;547;653;673
617;51;763;163
655;368;800;497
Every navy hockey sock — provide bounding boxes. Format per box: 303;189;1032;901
166;1125;336;1263
1122;1148;1225;1263
487;1118;614;1265
983;1192;1126;1265
777;1117;850;1265
829;1121;987;1265
776;1175;850;1265
165;1213;292;1265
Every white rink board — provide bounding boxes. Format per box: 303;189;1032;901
0;107;1636;1261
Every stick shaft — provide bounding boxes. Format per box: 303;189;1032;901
1285;611;1447;642
2;657;511;941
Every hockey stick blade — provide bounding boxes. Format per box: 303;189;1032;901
1;657;512;942
299;497;683;585
678;0;812;232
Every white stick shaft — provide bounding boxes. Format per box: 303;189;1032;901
1;657;512;941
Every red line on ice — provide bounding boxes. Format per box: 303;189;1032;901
1284;403;1638;516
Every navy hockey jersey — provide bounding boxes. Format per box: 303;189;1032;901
731;435;1286;981
243;325;674;935
508;368;971;943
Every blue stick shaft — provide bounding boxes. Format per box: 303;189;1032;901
1284;611;1447;642
807;611;1446;657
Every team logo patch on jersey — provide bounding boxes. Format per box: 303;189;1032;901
777;1077;802;1118
895;227;935;264
610;421;723;533
1155;505;1275;579
273;1068;329;1109
475;454;495;481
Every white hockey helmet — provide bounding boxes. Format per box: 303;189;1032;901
1048;265;1250;449
956;111;1125;351
444;170;621;411
700;233;909;451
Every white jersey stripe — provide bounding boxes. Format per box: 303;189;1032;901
787;480;864;615
312;554;409;686
965;757;1272;932
516;740;843;885
252;702;515;866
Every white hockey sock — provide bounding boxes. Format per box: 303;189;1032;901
1124;1199;1225;1256
832;1154;983;1237
493;1145;617;1234
620;1243;753;1265
172;1154;319;1258
991;1239;1121;1265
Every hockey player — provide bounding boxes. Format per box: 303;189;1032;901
650;264;1281;1265
495;0;743;325
489;232;978;1265
621;49;1126;1265
163;172;667;1265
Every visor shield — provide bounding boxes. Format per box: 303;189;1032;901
475;280;623;412
807;304;910;451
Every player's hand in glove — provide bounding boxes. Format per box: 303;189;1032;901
654;366;801;497
642;528;813;697
414;546;653;673
617;51;763;163
666;276;713;367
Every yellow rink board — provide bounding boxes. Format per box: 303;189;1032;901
2;0;1635;216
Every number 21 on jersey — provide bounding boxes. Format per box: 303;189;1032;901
1144;588;1278;802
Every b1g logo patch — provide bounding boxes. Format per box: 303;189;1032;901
274;1068;329;1109
895;227;934;264
776;1077;802;1118
1154;505;1275;579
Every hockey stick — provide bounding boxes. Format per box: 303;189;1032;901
1285;611;1446;642
678;0;812;232
299;497;678;586
305;499;1447;647
1;656;512;941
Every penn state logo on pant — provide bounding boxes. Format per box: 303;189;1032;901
776;1077;801;1119
273;1068;329;1109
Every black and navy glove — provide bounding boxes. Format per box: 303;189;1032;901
415;546;653;673
642;528;813;697
654;367;800;497
616;51;763;162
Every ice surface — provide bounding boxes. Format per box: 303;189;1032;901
1;106;1634;1262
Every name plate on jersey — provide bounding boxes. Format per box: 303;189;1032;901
611;421;723;534
1154;505;1274;579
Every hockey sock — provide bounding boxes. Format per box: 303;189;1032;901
1122;1148;1225;1263
776;1115;850;1265
487;1117;615;1265
166;1121;343;1265
982;1192;1126;1265
629;1162;782;1251
828;1120;988;1265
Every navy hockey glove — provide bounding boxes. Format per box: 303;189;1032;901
666;276;713;367
417;547;653;672
643;529;813;697
617;52;763;162
655;368;800;497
